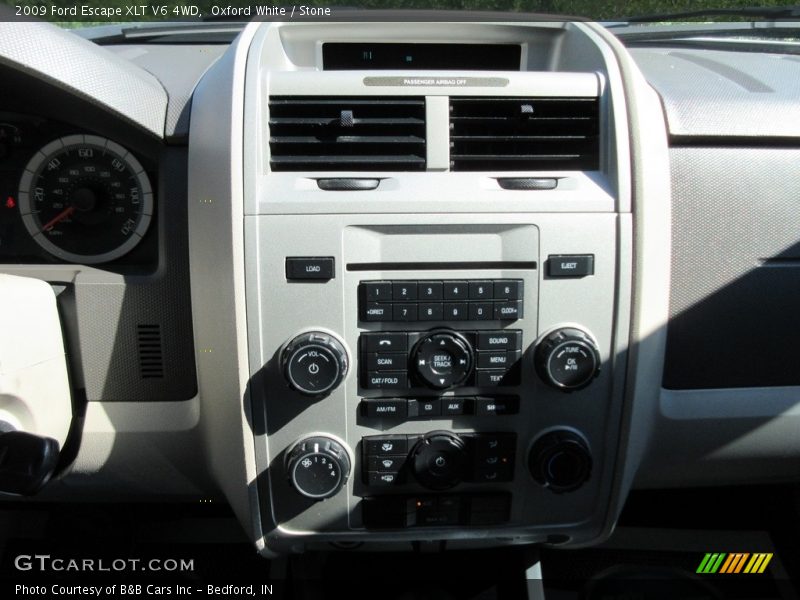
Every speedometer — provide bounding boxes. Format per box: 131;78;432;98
17;135;153;264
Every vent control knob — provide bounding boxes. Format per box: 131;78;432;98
286;436;351;500
529;430;592;493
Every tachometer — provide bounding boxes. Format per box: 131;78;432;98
17;135;153;264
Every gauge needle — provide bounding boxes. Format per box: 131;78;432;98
41;206;75;232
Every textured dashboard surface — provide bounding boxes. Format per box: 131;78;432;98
664;146;800;389
107;44;226;141
631;47;800;137
0;22;167;138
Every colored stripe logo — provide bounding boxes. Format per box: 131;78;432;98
697;553;773;574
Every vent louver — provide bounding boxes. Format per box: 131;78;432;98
137;324;164;379
449;97;600;171
269;97;426;171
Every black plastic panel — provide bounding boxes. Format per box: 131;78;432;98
75;148;197;402
664;146;800;389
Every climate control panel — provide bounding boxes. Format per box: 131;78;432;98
361;431;517;491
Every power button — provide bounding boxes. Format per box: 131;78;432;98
282;332;348;397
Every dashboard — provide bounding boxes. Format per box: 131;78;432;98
0;15;798;567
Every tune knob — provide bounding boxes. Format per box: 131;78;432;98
410;431;469;490
282;331;348;397
286;436;351;500
535;327;600;391
528;430;592;493
411;330;474;390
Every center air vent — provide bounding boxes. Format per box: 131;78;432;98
269;97;426;171
449;97;599;171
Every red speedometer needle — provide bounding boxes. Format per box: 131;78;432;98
41;206;76;232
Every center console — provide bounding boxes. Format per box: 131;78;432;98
187;19;672;556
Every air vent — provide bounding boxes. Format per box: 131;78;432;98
269;97;426;171
137;324;164;379
449;97;600;171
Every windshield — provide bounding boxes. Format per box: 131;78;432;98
3;0;800;26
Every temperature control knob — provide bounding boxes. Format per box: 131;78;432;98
411;330;474;390
411;431;469;490
286;436;351;500
528;430;592;493
535;328;600;391
282;332;348;397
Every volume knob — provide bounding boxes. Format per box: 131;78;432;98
282;332;348;397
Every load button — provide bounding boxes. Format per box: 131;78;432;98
285;257;335;281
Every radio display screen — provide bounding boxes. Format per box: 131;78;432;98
322;43;522;71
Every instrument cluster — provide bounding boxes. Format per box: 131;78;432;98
0;112;157;267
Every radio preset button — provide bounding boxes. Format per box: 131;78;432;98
443;281;468;300
444;302;469;320
393;303;418;322
392;282;418;300
468;280;494;299
363;281;392;301
418;281;443;300
419;302;444;321
494;280;523;300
